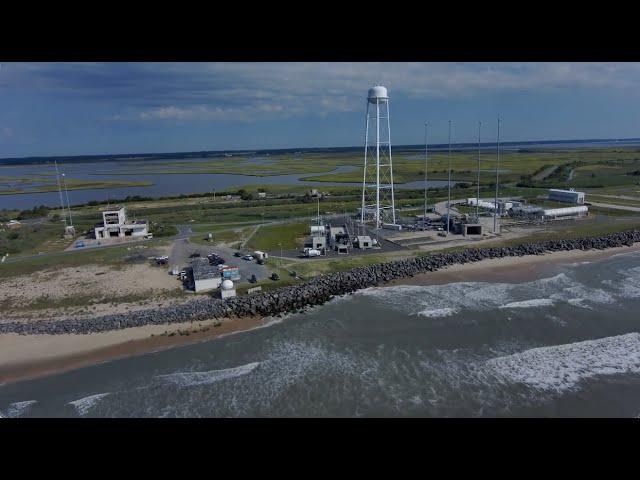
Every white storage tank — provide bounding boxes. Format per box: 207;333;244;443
542;206;588;218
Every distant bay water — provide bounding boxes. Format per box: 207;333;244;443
2;138;640;210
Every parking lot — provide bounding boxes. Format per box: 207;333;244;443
169;238;271;284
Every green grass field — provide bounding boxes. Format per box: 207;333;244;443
246;221;309;252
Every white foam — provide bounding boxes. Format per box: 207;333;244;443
499;298;554;309
1;400;37;418
487;332;640;392
417;307;457;318
68;393;111;416
156;361;260;387
359;273;588;317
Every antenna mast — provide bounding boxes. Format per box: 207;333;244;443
476;121;481;221
54;161;67;227
424;122;429;225
493;117;501;234
61;173;73;227
447;120;452;235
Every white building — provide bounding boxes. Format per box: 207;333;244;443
548;188;585;204
94;206;148;239
305;235;326;250
192;260;222;293
355;235;373;249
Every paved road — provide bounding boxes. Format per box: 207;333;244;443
434;199;463;217
589;202;640;213
532;165;558;182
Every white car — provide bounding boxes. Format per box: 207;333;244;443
242;255;254;261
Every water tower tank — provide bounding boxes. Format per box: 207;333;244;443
368;85;388;103
221;279;234;290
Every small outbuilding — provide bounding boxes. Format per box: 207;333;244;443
220;279;237;299
191;259;222;293
355;235;373;249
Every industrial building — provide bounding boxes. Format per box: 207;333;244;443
191;259;222;293
355;235;373;249
305;235;327;251
94;206;148;239
548;188;585;204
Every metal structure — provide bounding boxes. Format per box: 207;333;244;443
446;120;452;235
53;161;67;228
423;122;429;223
61;173;73;228
476;121;481;221
542;206;588;218
493;117;501;234
361;85;396;229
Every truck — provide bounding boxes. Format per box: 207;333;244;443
304;248;321;257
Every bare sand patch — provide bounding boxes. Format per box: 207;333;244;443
0;261;187;322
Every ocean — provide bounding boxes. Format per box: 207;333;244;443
2;249;640;418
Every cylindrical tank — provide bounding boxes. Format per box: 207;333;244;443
368;85;389;103
221;279;234;290
542;206;588;217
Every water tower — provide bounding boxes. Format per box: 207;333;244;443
360;85;397;229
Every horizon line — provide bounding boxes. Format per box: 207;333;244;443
1;136;639;163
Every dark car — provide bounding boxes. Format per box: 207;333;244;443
189;253;201;258
270;273;280;281
248;274;258;283
233;251;242;257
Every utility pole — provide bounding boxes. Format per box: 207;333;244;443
447;120;452;235
476;121;481;221
493;117;501;234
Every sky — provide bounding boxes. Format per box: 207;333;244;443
1;62;640;158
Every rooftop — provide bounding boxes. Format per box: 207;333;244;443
192;259;219;281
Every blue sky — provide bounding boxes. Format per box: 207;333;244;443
1;62;639;157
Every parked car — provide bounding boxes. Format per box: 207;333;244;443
242;255;254;261
189;253;201;258
270;273;280;281
248;274;257;283
233;251;242;257
257;258;265;265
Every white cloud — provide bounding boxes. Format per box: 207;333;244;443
2;62;640;122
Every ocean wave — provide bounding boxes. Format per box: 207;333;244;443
417;307;458;318
499;298;555;309
357;273;600;316
486;332;640;392
68;393;111;416
156;361;261;387
1;400;37;418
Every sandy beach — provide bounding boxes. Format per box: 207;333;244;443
2;243;639;385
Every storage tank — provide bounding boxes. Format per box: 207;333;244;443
221;279;234;290
368;85;388;103
310;225;326;235
542;206;588;218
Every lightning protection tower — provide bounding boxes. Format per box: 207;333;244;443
361;85;396;229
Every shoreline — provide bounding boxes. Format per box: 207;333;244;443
2;243;639;386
